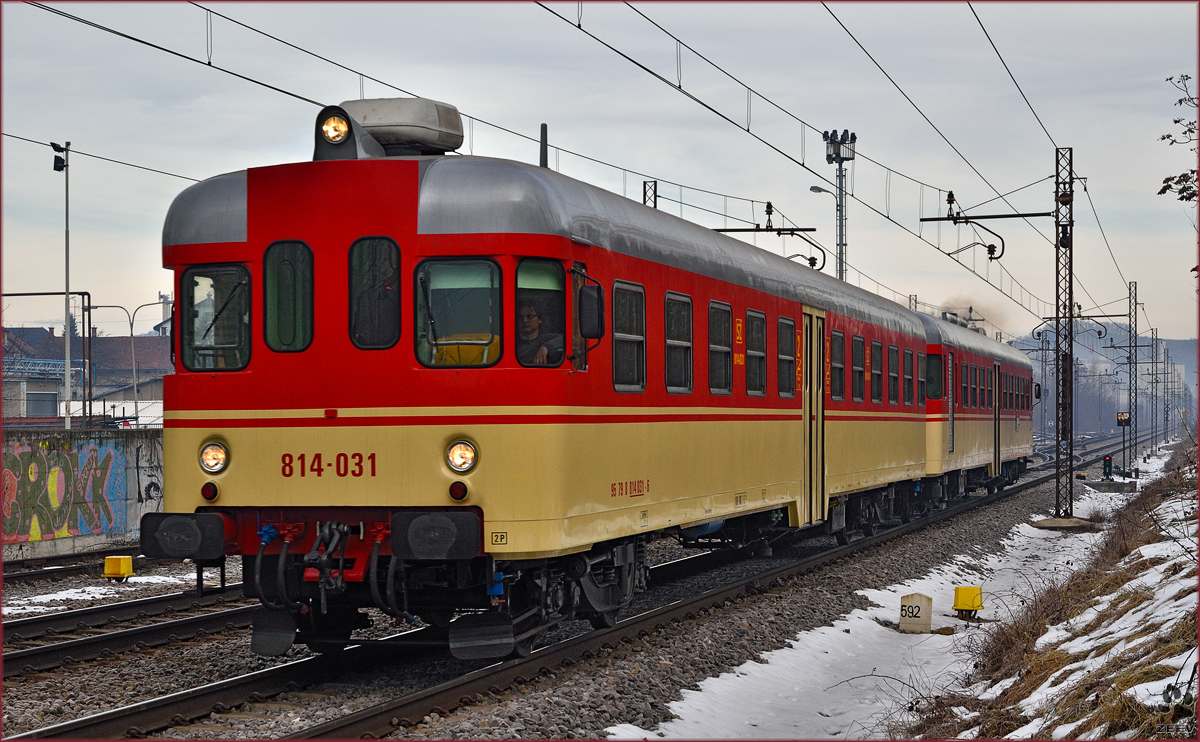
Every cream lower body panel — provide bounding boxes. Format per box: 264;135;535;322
164;415;804;558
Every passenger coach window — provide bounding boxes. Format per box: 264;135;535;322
917;351;927;405
182;264;251;371
926;354;943;400
831;331;846;401
349;238;400;349
516;259;565;367
709;302;733;395
851;336;865;402
264;241;313;352
903;349;914;405
665;293;692;393
987;369;994;408
871;340;883;403
415;259;501;367
746;311;767;396
613;282;646;392
961;362;969;408
972;365;979;407
778;318;796;398
888;345;899;404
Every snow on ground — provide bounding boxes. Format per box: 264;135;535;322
2;573;192;617
608;448;1184;740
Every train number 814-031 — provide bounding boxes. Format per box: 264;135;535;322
281;452;376;478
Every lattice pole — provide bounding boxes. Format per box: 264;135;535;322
1054;148;1075;517
1128;281;1137;469
1150;328;1158;453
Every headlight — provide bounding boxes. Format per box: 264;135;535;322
446;441;477;473
199;442;228;473
322;115;350;143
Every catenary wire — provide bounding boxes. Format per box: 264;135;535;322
27;2;325;107
539;2;1052;322
967;3;1057;149
2;133;200;182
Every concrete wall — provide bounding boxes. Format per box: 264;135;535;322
2;429;163;560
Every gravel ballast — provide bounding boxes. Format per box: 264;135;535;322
1;463;1103;738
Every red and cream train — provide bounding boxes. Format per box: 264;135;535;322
141;98;1034;658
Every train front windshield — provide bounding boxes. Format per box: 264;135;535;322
415;260;502;367
181;264;251;371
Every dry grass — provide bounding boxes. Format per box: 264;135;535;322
888;444;1197;739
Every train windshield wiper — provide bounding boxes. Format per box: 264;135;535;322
202;279;246;341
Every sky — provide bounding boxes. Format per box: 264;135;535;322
606;448;1194;739
2;2;1197;342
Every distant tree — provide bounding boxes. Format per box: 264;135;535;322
1158;74;1197;204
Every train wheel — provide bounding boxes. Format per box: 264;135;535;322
861;521;877;537
899;497;913;524
510;635;536;658
834;530;850;546
589;609;620;630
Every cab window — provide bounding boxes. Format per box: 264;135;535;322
181;263;250;371
516;259;565;367
415;259;501;367
264;241;313;352
349;238;400;349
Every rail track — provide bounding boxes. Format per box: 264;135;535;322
12;435;1151;740
3;585;250;678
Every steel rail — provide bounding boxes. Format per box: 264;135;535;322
4;584;246;641
286;438;1153;739
16;436;1149;739
4;605;257;678
3;545;143;577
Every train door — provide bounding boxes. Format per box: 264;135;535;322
947;351;955;453
992;361;1001;476
803;310;826;522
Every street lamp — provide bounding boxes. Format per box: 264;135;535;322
52;141;71;428
817;128;856;282
89;302;162;427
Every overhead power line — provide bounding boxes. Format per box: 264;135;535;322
967;3;1057;148
543;2;1054;322
2;132;200;182
28;2;324;107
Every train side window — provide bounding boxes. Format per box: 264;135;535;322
414;259;502;367
613;282;646;392
831;331;846;401
778;318;796;398
903;349;914;405
263;241;313;353
709;302;733;395
665;293;692;393
887;345;899;404
746;311;767;397
349;237;401;349
972;365;979;407
516;259;566;368
961;362;969;408
871;340;883;403
987;369;994;409
851;336;864;402
917;351;926;406
181;263;251;371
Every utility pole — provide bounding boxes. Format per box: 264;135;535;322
53;141;71;429
1053;147;1075;517
1128;281;1137;467
822;129;856;281
1150;329;1158;454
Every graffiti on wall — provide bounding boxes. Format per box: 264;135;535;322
2;440;128;543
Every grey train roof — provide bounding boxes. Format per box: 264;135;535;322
416;156;924;337
163;153;1033;348
916;313;1031;369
